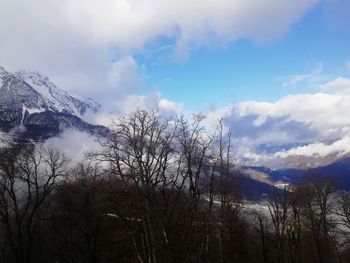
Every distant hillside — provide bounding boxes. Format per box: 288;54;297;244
245;157;350;192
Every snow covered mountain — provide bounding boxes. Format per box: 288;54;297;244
0;66;108;141
13;69;100;117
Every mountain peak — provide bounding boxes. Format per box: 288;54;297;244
0;67;100;118
0;66;9;79
14;70;60;92
0;65;106;141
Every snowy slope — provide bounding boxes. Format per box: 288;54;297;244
0;65;107;141
14;70;100;117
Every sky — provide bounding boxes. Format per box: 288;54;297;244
1;0;350;166
139;1;350;111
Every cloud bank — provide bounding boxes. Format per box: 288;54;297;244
204;77;350;167
45;129;102;164
0;0;319;113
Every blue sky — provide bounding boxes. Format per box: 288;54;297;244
136;2;350;111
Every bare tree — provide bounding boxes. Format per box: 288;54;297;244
337;191;350;230
93;110;220;262
252;210;271;263
0;145;68;263
267;187;290;263
296;174;338;263
286;189;303;263
214;118;244;262
176;113;216;262
95;110;182;263
47;162;131;263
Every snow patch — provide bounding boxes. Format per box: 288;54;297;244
14;70;100;117
21;104;46;125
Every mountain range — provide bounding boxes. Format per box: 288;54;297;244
0;66;108;141
238;157;350;200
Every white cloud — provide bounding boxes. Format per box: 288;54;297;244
45;129;102;164
159;98;184;116
85;92;183;127
203;77;350;165
274;134;350;159
52;55;146;111
0;0;319;101
321;77;350;95
281;63;326;87
62;0;319;52
106;56;145;95
235;90;350;135
1;0;319;62
201;106;232;128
